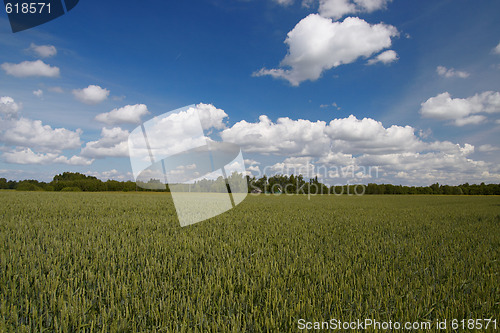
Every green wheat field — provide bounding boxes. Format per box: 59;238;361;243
1;191;499;332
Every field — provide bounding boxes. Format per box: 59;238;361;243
0;192;499;332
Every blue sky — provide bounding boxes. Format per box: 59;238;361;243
0;0;499;185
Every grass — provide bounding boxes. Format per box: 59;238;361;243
0;192;499;332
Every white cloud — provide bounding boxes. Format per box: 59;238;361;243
128;107;212;175
268;142;499;185
221;115;330;156
81;127;130;158
365;151;492;184
95;104;149;125
72;85;110;105
357;149;480;173
0;117;82;151
128;103;230;180
3;148;92;165
326;115;422;154
193;103;228;130
126;103;500;185
85;169;133;181
33;89;43;97
1;60;60;77
28;43;57;58
436;66;470;78
270;156;317;177
247;165;261;173
253;15;398;86
420;91;500;126
367;50;398;65
244;159;261;166
319;0;391;20
222;114;424;157
478;144;499;152
493;42;500;55
0;96;21;119
317;151;355;166
319;0;355;20
453;115;486;126
218;108;500;184
320;102;341;110
421;93;473;120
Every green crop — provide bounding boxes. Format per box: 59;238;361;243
0;192;499;332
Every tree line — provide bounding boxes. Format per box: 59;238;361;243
247;175;500;195
1;172;499;195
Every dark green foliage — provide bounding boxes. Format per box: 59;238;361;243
2;172;500;194
60;186;82;192
15;181;43;191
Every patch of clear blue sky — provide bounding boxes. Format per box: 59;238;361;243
2;0;499;122
0;0;499;180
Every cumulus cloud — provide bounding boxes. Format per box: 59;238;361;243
221;115;425;160
367;50;398;65
270;157;317;177
436;66;470;78
253;15;398;86
319;0;392;20
81;127;130;158
95;104;149;125
72;85;110;105
218;107;500;184
33;89;43;97
127;103;227;165
247;165;261;173
357;148;480;173
3;148;92;165
221;115;330;156
128;106;218;172
1;60;60;77
420;91;500;126
0;117;82;151
0;96;21;119
88;101;497;185
0;97;89;165
28;43;57;58
326;115;422;154
493;42;500;55
221;113;427;157
268;146;499;185
194;103;228;130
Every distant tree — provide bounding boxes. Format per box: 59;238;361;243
430;183;441;194
16;180;43;191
